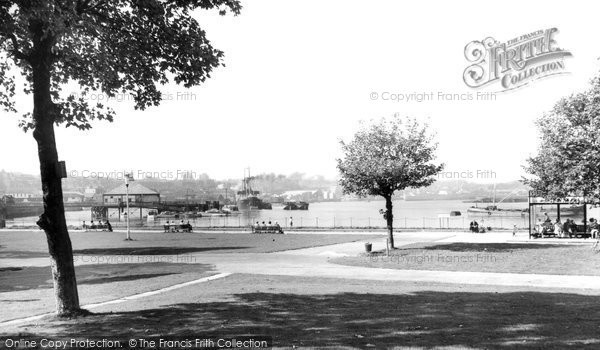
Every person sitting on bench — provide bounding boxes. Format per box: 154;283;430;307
554;219;564;237
469;220;478;233
590;218;599;238
535;218;544;236
568;219;580;237
182;221;193;232
563;219;571;237
274;221;283;234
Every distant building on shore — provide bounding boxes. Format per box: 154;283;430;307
101;183;160;222
63;191;85;203
103;183;160;205
4;192;43;203
281;187;340;202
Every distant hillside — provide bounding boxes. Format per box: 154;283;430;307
402;180;530;201
0;170;339;201
0;170;41;195
0;170;530;202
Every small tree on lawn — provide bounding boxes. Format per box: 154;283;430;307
0;0;241;316
337;116;444;248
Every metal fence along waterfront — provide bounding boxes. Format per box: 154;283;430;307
4;215;530;230
3;200;535;230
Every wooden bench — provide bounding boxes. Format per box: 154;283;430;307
164;224;193;233
252;226;284;234
84;224;112;232
572;225;592;238
532;224;591;238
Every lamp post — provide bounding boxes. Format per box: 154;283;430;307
125;173;132;241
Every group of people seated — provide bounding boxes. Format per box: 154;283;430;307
469;220;489;233
164;220;193;233
83;220;112;232
253;221;284;234
534;212;598;238
535;217;571;237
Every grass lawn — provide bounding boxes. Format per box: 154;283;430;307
0;230;382;258
0;230;381;323
4;274;600;349
0;263;217;323
0;263;215;293
332;242;600;276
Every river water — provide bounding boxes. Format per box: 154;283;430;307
6;200;534;229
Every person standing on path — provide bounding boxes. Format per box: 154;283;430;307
512;224;517;237
289;217;293;228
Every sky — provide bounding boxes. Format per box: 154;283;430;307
1;0;600;183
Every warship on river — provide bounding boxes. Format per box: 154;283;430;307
237;171;272;211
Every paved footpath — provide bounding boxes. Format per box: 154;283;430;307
200;232;600;290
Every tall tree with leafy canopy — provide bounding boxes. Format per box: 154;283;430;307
337;116;443;248
0;0;241;316
523;76;600;200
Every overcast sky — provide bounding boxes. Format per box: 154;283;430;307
1;0;599;183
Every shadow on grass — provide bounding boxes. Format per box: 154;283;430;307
18;291;600;348
406;243;567;253
0;251;50;259
0;267;25;272
80;273;176;285
0;263;212;292
73;247;248;255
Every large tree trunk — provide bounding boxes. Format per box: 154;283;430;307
385;195;395;248
31;41;82;316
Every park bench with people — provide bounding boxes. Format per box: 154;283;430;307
532;222;559;238
532;221;592;238
468;221;491;233
163;223;193;233
252;224;284;234
83;221;112;232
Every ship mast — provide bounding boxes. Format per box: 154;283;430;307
242;168;247;196
243;167;254;197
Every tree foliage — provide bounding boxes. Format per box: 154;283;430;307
0;0;241;130
523;75;600;200
337;115;443;248
337;116;444;198
0;0;241;315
